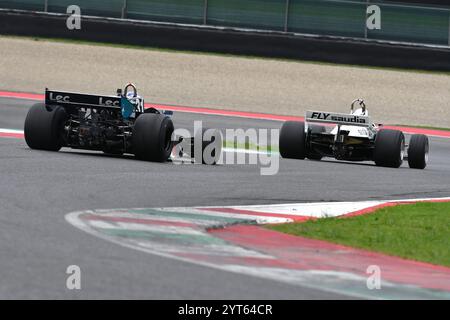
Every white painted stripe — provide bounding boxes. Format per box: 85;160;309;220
0;128;24;134
87;220;205;236
89;207;290;225
86;209;208;225
92;197;450;228
203;197;450;219
166;207;292;224
206;201;384;218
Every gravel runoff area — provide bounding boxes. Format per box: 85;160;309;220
1;36;450;128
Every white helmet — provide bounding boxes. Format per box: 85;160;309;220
352;107;368;116
351;99;368;116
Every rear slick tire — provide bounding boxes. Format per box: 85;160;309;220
24;103;67;151
279;121;306;160
373;129;405;168
133;114;174;162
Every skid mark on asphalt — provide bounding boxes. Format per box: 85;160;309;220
65;199;450;299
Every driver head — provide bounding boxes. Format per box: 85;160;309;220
126;91;136;100
124;83;137;98
352;107;368;116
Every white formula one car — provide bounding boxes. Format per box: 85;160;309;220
279;99;429;169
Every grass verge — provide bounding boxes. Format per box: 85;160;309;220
267;202;450;267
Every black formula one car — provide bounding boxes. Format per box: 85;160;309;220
24;83;222;164
279;99;429;169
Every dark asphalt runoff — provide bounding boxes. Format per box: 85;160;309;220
1;97;449;299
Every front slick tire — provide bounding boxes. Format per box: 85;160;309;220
279;121;306;159
24;103;67;151
374;129;405;168
133;114;174;162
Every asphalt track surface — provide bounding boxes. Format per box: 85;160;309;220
1;97;450;299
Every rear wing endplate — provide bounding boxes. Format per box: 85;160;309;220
306;110;371;127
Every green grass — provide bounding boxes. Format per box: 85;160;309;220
267;202;450;267
2;34;450;76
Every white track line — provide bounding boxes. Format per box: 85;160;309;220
0;128;24;134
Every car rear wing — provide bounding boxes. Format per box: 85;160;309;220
305;110;371;127
45;89;121;109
